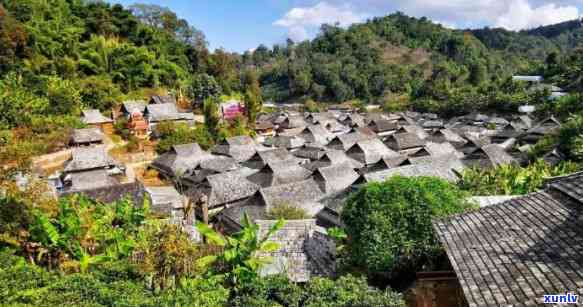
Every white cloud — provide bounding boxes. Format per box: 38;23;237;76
495;0;579;30
274;2;367;41
280;0;582;33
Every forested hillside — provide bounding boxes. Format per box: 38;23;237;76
249;13;583;113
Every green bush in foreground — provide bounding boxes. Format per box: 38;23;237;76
342;176;475;278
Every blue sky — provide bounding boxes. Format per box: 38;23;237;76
110;0;583;53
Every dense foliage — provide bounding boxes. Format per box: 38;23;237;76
459;160;580;195
342;176;475;279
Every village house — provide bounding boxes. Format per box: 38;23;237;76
149;94;176;105
120;100;147;118
384;132;426;152
69;128;104;147
127;110;149;138
360;157;464;184
219;179;325;233
346;138;399;166
432;172;583;306
256;220;336;282
367;119;398;136
55;146;125;194
299;124;334;146
326;131;375;151
181;156;241;186
151;143;213;179
212;135;258;162
81;109;113;133
186;171;260;212
463;144;517;168
312;162;360;195
247;160;312;187
428;129;466;148
243;148;302;169
144;103;195;130
521;116;561;144
266;135;306;150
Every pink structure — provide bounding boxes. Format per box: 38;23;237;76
221;100;245;120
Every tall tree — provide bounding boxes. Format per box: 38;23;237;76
242;69;262;128
203;96;220;138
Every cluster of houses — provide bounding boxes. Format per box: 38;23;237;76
49;101;576;294
72;95;196;147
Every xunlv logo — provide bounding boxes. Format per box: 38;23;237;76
543;293;579;304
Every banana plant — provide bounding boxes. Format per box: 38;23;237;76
196;214;285;286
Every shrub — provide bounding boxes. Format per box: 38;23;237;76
265;204;309;220
342;176;475;278
558;113;583;161
459;160;580;195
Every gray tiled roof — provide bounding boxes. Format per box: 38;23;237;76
145;103;193;122
434;180;583;306
362;159;462;183
121;100;146;114
258;179;325;216
149;95;176;105
346;138;399;165
64;146;119;173
151;143;212;177
212;136;257;162
257;220;335;282
70;128;104;144
300;124;334;146
313;162;359;194
65;169;119;191
326;131;374;151
385;132;426;151
368;119;398;132
196;171;260;207
82;109;112;124
247;160;312;187
61;181;145;206
430;129;467;146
